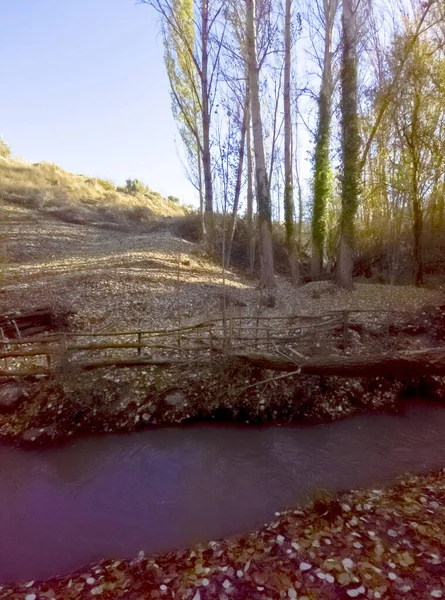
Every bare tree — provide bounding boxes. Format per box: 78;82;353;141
246;101;255;271
284;0;299;285
246;0;275;288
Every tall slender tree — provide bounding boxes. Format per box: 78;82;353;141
225;86;250;267
336;0;359;288
219;0;251;268
200;0;215;249
246;102;255;272
310;0;338;280
162;0;204;231
142;0;219;249
246;0;275;288
284;0;299;285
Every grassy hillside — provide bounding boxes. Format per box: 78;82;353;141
0;156;187;227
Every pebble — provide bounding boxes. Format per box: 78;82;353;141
401;585;412;593
388;529;398;537
299;562;312;571
91;586;104;596
86;577;95;585
347;587;365;598
223;580;231;589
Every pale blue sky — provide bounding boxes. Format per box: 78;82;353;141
0;0;196;204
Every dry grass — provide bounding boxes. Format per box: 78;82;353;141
0;156;186;224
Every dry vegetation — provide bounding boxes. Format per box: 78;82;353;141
0;156;186;229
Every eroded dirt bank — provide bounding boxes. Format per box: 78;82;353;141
2;359;443;448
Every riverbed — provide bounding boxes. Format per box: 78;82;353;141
1;399;444;583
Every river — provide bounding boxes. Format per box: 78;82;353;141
0;399;444;582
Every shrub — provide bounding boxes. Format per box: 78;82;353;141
124;205;153;222
308;489;343;524
169;213;202;242
214;217;307;278
168;195;180;204
124;178;151;195
0;135;11;158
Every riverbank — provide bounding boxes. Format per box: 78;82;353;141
1;202;444;447
2;357;441;448
3;467;445;599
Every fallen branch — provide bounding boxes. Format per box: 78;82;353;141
231;347;445;378
75;357;203;371
240;369;301;392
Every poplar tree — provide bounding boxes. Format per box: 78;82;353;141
246;0;275;288
284;0;299;285
337;0;359;288
143;0;216;249
310;0;338;280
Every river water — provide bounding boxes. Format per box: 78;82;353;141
1;399;444;582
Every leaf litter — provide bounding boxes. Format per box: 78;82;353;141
3;469;445;599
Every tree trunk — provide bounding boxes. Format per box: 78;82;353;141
336;0;359;289
295;117;303;278
246;105;255;272
311;90;331;280
201;0;214;251
267;72;283;197
311;0;335;281
413;187;423;287
226;76;250;268
410;94;423;287
284;0;298;286
233;347;445;378
246;0;275;288
197;150;206;240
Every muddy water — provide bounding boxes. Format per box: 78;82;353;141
1;400;445;582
